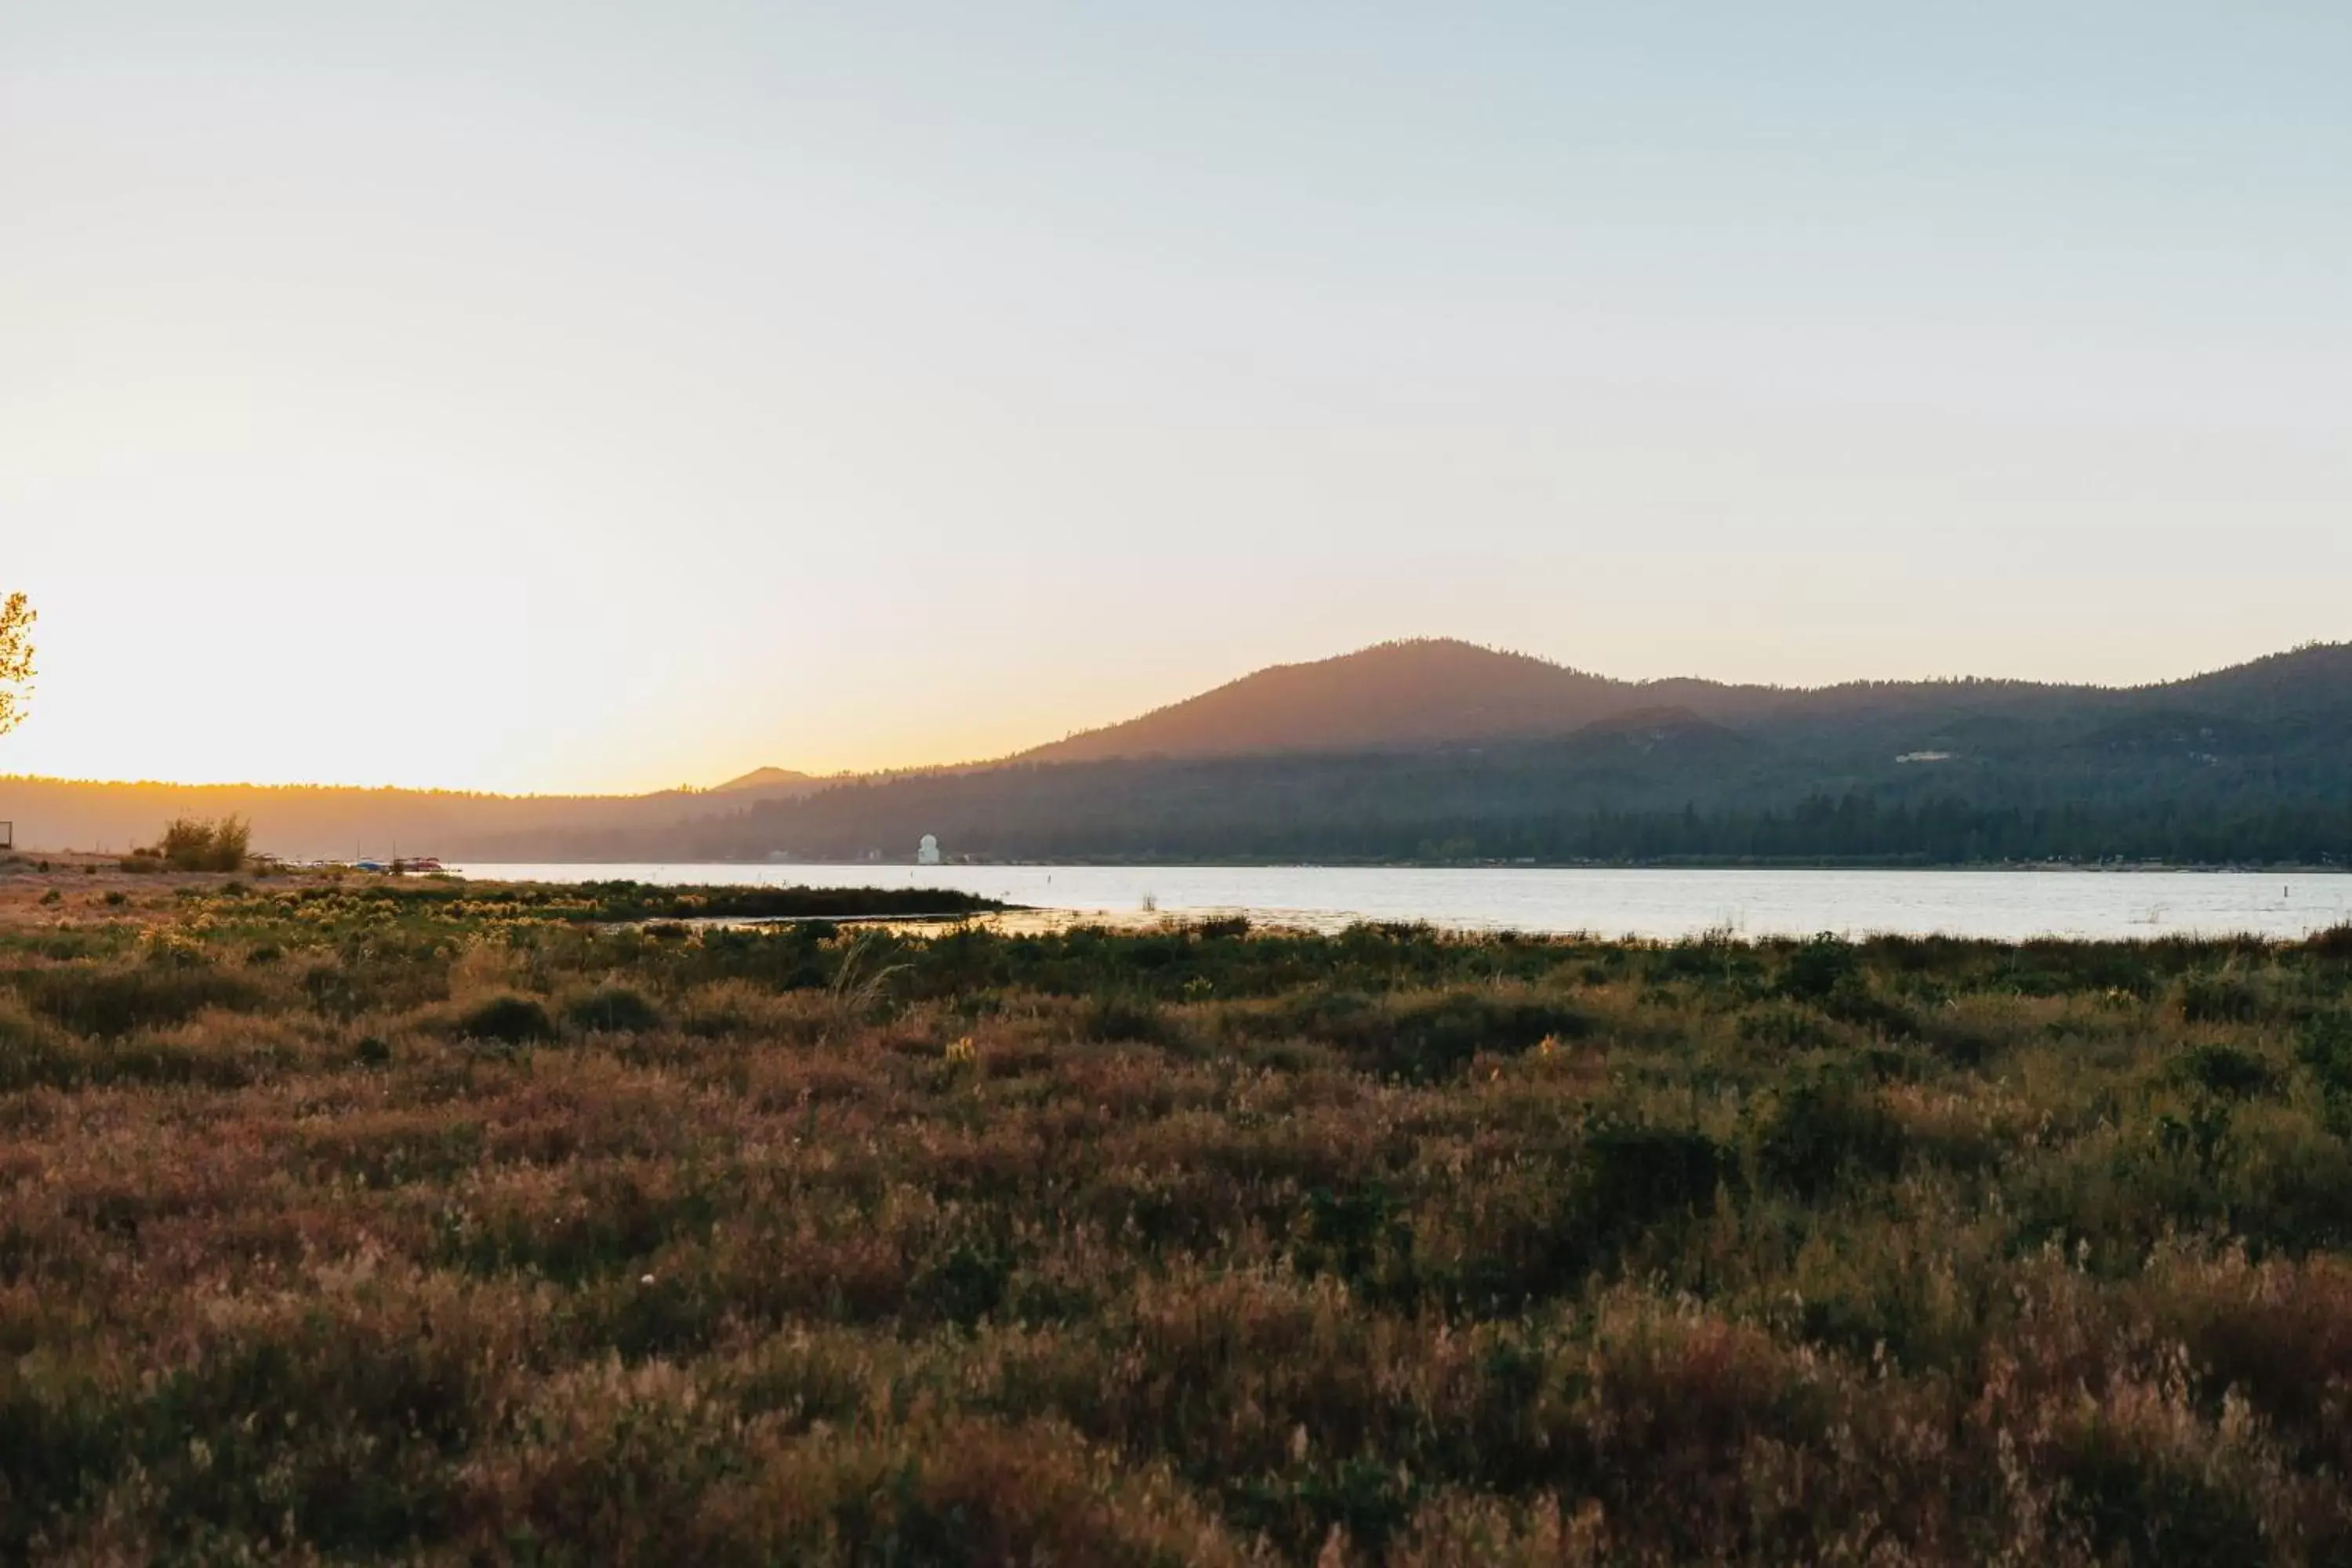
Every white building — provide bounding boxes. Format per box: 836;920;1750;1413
917;833;942;866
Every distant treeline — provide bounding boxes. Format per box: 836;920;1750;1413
732;795;2352;868
0;774;818;862
710;732;2352;867
1357;794;2352;866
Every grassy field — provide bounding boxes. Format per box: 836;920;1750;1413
4;866;2352;1563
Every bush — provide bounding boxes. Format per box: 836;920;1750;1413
452;993;555;1045
564;985;665;1035
2297;1012;2352;1087
1294;1183;1411;1294
1578;1121;1729;1231
2306;924;2352;960
2178;969;2265;1025
1779;934;1860;1002
1081;991;1173;1045
1753;1074;1907;1197
1464;1120;1740;1298
1737;1000;1841;1051
14;964;263;1038
0;996;79;1091
152;815;251;873
1249;987;1589;1081
2296;1012;2352;1134
2172;1042;2281;1100
2053;1425;2270;1566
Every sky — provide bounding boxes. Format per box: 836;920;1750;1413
4;2;2348;794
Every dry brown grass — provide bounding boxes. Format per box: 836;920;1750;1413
2;871;2351;1562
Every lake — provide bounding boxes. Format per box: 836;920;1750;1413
448;863;2352;942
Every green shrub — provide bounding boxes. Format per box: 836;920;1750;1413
2053;1426;2270;1566
1081;990;1172;1045
564;985;664;1035
0;996;79;1091
2297;1012;2352;1088
911;1238;1014;1327
13;964;262;1037
451;993;555;1045
1294;1182;1411;1294
2296;1012;2352;1134
2305;924;2352;960
1779;934;1859;1001
2172;1042;2281;1099
1249;987;1588;1081
1577;1121;1728;1231
1738;1000;1835;1051
154;815;251;873
1753;1074;1907;1197
2178;969;2264;1025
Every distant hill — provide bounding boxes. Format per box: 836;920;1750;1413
715;639;2352;866
0;766;820;862
1011;637;2149;764
711;767;825;797
13;640;2352;866
1006;636;2352;769
1018;640;1641;760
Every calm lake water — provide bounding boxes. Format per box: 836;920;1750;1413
451;864;2352;942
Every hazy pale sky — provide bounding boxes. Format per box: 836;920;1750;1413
5;2;2347;793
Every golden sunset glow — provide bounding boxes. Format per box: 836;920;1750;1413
5;5;2348;793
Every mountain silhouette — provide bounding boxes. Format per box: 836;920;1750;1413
1016;639;1639;760
704;638;2352;866
13;639;2351;866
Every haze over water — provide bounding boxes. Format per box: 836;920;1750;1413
454;865;2352;943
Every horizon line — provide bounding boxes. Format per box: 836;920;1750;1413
4;633;2343;798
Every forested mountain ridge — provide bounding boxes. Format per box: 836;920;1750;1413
1016;638;2352;766
11;641;2349;865
1015;639;1645;761
703;640;2352;866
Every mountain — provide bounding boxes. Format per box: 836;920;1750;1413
711;767;823;797
13;640;2350;866
1012;637;2135;764
1011;637;2352;773
1018;640;1642;760
710;639;2352;866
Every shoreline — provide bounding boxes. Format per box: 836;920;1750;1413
456;857;2352;876
12;847;2347;877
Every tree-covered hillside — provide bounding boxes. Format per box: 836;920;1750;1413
705;644;2352;866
